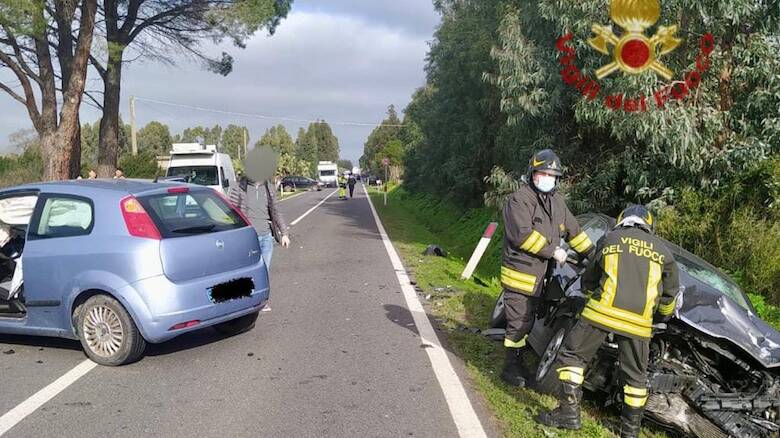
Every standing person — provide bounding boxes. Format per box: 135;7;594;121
228;176;290;270
347;174;357;198
338;173;347;200
536;205;680;438
500;149;596;386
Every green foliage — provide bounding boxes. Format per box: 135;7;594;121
221;124;248;159
81;119;131;168
336;159;353;171
293;121;339;177
118;151;161;179
137;121;172;155
257;124;295;155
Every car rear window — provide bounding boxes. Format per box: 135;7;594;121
139;190;248;238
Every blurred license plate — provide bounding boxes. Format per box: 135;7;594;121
208;278;255;303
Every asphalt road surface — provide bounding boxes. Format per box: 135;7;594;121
0;186;498;438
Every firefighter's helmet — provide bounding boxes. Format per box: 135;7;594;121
528;149;563;177
617;204;655;233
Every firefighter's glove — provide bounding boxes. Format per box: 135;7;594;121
553;247;568;265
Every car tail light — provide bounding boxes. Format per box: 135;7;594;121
167;187;189;194
121;196;161;240
169;320;200;331
214;190;252;226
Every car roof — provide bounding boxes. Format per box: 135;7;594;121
10;179;200;196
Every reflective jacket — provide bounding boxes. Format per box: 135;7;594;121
580;226;680;339
501;182;594;296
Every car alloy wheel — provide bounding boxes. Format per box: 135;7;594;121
537;327;567;383
83;304;124;357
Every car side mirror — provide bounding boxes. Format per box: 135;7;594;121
222;179;230;188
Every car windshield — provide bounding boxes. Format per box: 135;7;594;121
320;170;335;176
676;253;751;310
167;166;218;186
139;190;247;238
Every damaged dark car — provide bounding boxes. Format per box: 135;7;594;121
490;213;780;437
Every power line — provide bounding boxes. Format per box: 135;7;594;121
133;96;405;127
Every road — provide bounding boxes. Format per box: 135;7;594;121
0;186;498;438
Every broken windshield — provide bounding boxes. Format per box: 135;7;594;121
676;253;750;310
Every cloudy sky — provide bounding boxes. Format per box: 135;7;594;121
0;0;440;163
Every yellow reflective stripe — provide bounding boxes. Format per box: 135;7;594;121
529;234;548;254
520;230;544;252
569;232;594;253
557;367;585;385
601;254;619;306
658;297;677;316
581;307;652;338
501;267;537;284
586;299;652;328
624;395;648;407
501;278;535;293
624;385;648;396
504;336;527;348
643;261;662;319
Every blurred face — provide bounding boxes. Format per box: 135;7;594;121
533;170;558;193
115;169;123;177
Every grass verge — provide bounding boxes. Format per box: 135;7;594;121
369;186;671;438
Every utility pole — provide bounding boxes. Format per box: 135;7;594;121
241;128;247;160
130;96;137;156
244;127;248;157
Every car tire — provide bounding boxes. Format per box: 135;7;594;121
213;311;259;336
76;295;146;366
534;326;567;394
489;290;507;328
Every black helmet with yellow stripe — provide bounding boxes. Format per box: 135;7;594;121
617;204;655;233
527;149;563;177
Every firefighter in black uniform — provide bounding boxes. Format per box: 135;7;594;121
536;205;680;438
500;149;596;386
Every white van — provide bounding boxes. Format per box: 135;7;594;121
166;143;236;196
317;161;338;188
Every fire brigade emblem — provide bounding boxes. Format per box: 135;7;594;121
588;0;682;80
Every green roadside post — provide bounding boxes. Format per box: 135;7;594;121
383;157;389;206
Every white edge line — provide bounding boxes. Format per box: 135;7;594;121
0;359;97;436
362;184;488;438
290;189;338;226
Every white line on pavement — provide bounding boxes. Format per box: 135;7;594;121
290;189;338;226
0;359;97;436
362;184;488;438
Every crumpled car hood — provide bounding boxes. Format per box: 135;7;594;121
679;286;780;369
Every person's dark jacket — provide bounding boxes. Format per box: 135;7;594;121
228;178;288;242
501;181;595;296
580;225;680;339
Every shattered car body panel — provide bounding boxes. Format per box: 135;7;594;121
501;213;780;437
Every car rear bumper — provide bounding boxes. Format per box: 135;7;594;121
119;262;269;343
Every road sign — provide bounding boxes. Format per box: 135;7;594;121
382;157;389;166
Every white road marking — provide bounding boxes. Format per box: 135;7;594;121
363;184;488;438
0;359;97;436
290;189;338;226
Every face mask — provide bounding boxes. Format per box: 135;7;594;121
535;175;557;193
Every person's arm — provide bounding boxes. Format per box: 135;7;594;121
656;252;681;322
503;193;554;259
579;237;604;294
563;205;595;259
264;181;289;245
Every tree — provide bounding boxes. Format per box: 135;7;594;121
307;120;340;162
361;105;405;177
91;0;293;177
295;126;317;177
337;159;353;171
137;121;172;155
257;124;294;155
0;0;99;180
221;124;247;159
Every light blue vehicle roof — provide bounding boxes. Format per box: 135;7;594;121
6;179;201;197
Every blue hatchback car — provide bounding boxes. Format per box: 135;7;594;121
0;179;269;366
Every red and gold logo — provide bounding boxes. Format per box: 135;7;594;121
588;0;681;80
555;0;715;112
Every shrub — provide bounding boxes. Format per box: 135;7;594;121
118;151;161;179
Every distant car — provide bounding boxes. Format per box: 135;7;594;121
490;213;780;437
281;176;321;192
0;180;269;366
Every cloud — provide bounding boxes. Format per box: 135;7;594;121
0;2;439;163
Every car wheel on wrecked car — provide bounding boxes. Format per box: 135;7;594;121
213;311;259;336
76;295;147;366
535;326;567;394
490;290;507;328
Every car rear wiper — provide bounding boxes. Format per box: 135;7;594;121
170;224;216;234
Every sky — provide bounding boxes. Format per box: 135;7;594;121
0;0;440;163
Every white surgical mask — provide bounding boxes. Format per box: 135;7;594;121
535;175;557;193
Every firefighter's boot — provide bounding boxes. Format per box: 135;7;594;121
620;406;644;438
500;348;526;387
536;382;582;430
